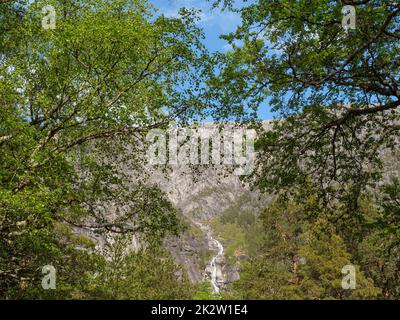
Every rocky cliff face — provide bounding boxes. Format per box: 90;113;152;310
140;123;273;291
87;120;400;293
153;166;252;290
145;120;400;292
74;122;266;292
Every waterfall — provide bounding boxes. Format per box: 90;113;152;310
193;221;225;293
209;236;224;293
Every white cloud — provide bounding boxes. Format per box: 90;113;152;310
156;0;241;32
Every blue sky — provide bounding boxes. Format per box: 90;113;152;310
149;0;274;120
149;0;242;53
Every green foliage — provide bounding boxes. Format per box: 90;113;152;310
297;220;379;300
211;219;246;266
217;193;265;257
210;0;400;300
356;179;400;298
210;0;400;205
2;0;399;301
86;239;194;300
192;281;220;300
0;0;207;299
234;258;296;299
234;184;379;300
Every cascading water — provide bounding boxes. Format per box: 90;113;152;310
208;236;224;293
193;221;225;293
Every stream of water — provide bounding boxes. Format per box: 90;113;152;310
194;221;225;293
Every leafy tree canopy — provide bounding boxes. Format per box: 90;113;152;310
209;0;400;204
0;0;208;298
